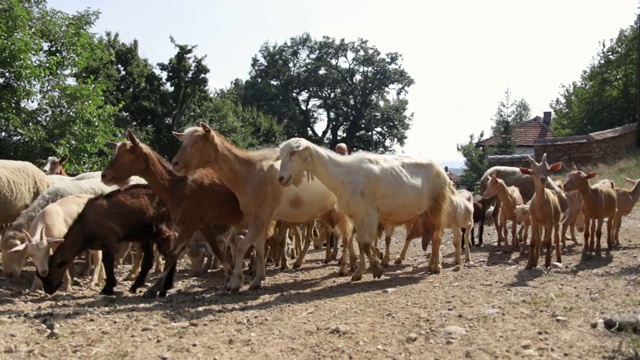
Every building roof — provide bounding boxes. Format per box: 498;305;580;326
477;115;555;147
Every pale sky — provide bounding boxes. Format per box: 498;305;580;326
49;0;638;167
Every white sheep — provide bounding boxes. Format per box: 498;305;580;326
0;160;50;226
1;176;146;279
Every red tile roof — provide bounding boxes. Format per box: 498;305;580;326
477;116;555;147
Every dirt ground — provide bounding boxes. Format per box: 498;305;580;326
0;210;639;360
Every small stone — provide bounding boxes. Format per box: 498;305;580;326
141;326;153;332
160;354;170;360
445;338;455;345
328;325;350;335
382;288;395;294
46;330;59;339
551;262;563;269
520;340;533;349
443;326;467;337
590;320;600;329
484;308;502;316
406;333;418;343
555;316;567;322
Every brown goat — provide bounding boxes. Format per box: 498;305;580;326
482;172;524;252
37;185;175;295
564;170;617;255
101;130;244;298
519;154;563;268
612;177;640;247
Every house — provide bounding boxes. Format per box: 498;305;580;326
477;111;555;156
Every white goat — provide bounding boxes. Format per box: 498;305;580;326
276;137;454;277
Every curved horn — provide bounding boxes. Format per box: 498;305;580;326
21;230;34;243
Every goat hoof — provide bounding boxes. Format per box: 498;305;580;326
292;263;301;269
394;259;403;265
350;273;363;282
129;286;138;294
372;267;384;279
159;290;167;297
100;289;115;296
143;289;158;298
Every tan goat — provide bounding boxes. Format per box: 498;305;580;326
482;172;524;252
519;154;563;268
612;177;640;247
563;170;617;255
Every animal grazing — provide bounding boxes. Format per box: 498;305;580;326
101;129;244;297
563;169;617;255
171;123;354;292
37;185;175;296
1;178;119;279
519;154;563;268
275;136;455;278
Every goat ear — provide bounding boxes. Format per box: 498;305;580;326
519;167;532;175
200;122;213;134
59;154;69;164
106;141;118;150
273;154;281;161
38;226;47;243
8;243;27;253
549;162;562;172
35;159;46;165
526;155;536;166
625;177;636;184
172;131;184;140
127;129;140;146
586;172;597;179
541;153;548;164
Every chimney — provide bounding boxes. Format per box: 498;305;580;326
542;111;552;126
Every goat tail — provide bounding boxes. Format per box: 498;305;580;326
420;171;456;251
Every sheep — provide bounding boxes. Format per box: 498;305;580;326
482;172;524;252
171;124;356;292
274;137;454;278
476;165;566;246
400;188;474;266
0;160;50;226
612;177;640;247
563;168;617;255
37;184;175;295
1;176;145;279
7;194;95;292
519;154;563;268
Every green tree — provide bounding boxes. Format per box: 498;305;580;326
242;33;414;153
551;21;638;136
0;0;118;171
456;131;489;192
490;89;531;155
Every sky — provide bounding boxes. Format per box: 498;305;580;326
48;0;639;168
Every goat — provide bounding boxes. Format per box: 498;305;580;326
612;177;640;247
519;154;563;268
275;137;454;277
37;185;175;296
171;123;354;292
101;129;244;297
564;169;617;255
482;172;524;252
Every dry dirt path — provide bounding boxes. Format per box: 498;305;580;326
0;210;639;359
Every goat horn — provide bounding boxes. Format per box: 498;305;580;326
541;153;548;165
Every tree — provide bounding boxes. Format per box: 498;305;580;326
0;0;119;171
551;21;638;136
242;33;414;153
490;89;531;155
456;131;489;192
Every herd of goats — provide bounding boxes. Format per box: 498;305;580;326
0;122;638;298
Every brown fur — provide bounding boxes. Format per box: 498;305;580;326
37;185;175;295
102;130;244;297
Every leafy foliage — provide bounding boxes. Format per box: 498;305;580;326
490;89;531;155
456;131;489;192
551;21;638;136
241;33;414;153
